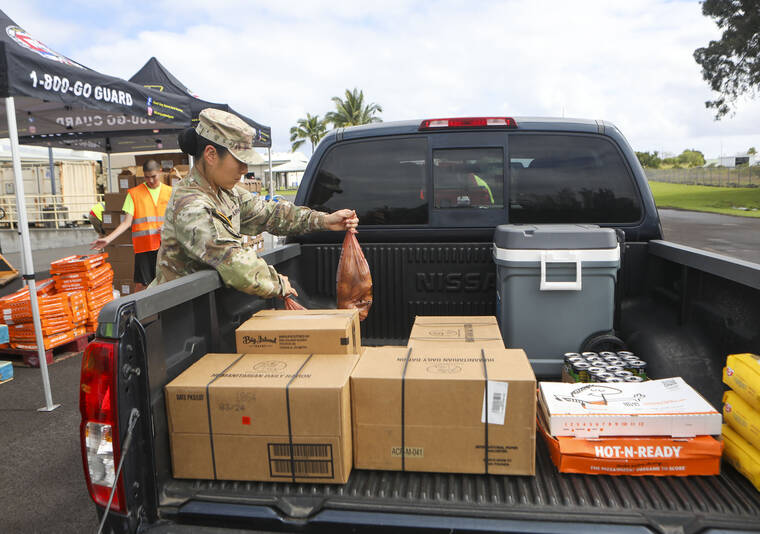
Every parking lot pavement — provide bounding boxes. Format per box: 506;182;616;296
658;209;760;264
0;354;97;533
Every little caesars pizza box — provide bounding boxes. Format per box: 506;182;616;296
165;353;356;483
236;309;360;355
407;316;505;351
350;346;536;475
539;378;722;438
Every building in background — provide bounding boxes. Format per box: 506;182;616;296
704;153;760;168
249;151;308;190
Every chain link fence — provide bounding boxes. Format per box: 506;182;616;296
645;167;760;187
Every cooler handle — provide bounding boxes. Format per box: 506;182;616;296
540;251;582;291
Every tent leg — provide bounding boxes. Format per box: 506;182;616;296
107;152;114;193
48;146;56;195
5;97;59;412
268;147;273;199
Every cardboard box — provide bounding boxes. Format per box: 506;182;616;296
538;411;722;476
723;353;760;412
165;352;356;483
109;230;132;246
408;316;504;350
539;378;722;438
106;244;134;280
0;360;12;383
102;211;128;230
722;424;760;491
117;172;138;192
114;279;137;296
723;390;760;451
350;346;536;475
236;309;361;355
104;192;127;212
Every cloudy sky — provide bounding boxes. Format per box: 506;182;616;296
3;0;758;159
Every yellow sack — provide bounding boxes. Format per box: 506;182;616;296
723;353;760;412
723;390;760;451
722;424;760;492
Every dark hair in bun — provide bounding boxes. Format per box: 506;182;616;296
178;128;229;159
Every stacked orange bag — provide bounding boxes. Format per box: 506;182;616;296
0;278;86;351
51;253;114;334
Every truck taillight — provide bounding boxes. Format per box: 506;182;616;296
79;339;126;514
419;117;517;130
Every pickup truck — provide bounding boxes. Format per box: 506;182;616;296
81;117;760;534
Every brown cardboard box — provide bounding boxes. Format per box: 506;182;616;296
114;279;136;296
165;352;356;483
117;172;138;192
236;309;361;355
104;192;127;212
106;244;134;280
102;210;128;230
408;316;505;351
351;346;536;475
109;230;132;246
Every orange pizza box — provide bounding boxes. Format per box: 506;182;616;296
538;412;723;476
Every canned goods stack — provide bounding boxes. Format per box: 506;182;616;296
562;351;649;383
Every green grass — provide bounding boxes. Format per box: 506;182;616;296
649;181;760;218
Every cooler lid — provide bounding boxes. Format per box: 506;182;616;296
494;224;618;250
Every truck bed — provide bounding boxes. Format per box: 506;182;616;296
157;440;760;533
100;243;760;533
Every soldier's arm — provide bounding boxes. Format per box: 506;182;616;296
237;187;326;236
174;198;285;298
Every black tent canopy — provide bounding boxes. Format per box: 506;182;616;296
129;57;271;148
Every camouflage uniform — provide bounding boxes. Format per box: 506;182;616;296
152;109;326;297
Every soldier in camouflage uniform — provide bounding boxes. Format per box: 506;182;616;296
153;108;358;297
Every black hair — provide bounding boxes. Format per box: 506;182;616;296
142;159;160;172
178;127;229;159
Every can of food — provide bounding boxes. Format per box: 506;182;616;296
573;361;591;382
620;355;641;363
599;351;617;358
614;370;634;379
588;366;606;375
605;360;625;368
605;377;625;383
606;365;624;373
617;351;635;358
564;355;585;377
625;360;648;379
581;352;598;359
585;355;604;364
592;371;614;382
624;375;645;383
602;355;620;362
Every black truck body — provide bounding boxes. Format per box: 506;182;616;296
85;118;760;533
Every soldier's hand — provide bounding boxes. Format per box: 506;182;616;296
279;275;298;297
325;209;359;233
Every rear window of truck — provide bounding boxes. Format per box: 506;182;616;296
508;134;642;223
306;137;428;225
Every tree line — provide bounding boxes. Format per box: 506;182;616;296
290;88;382;153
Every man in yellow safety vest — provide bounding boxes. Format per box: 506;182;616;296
91;160;171;290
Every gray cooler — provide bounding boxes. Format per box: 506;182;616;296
493;224;620;375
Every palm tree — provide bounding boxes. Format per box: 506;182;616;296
289;113;328;153
325;88;383;127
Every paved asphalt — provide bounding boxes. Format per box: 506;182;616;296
0;208;756;533
0;354;98;533
658;209;760;264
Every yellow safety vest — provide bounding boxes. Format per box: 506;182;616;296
472;174;494;204
91;202;105;221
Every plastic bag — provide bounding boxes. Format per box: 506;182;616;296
283;296;307;310
336;230;372;321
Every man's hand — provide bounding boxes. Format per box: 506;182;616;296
324;209;359;233
91;236;110;250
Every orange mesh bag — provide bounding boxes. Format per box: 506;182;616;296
336;230;372;321
283;296;307;310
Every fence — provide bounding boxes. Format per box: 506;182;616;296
645;167;760;187
0;194;103;228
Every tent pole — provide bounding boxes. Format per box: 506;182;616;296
268;147;273;198
4;97;59;412
47;146;56;195
107;151;114;193
188;155;194;167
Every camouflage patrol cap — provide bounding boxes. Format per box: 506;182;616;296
196;108;258;165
